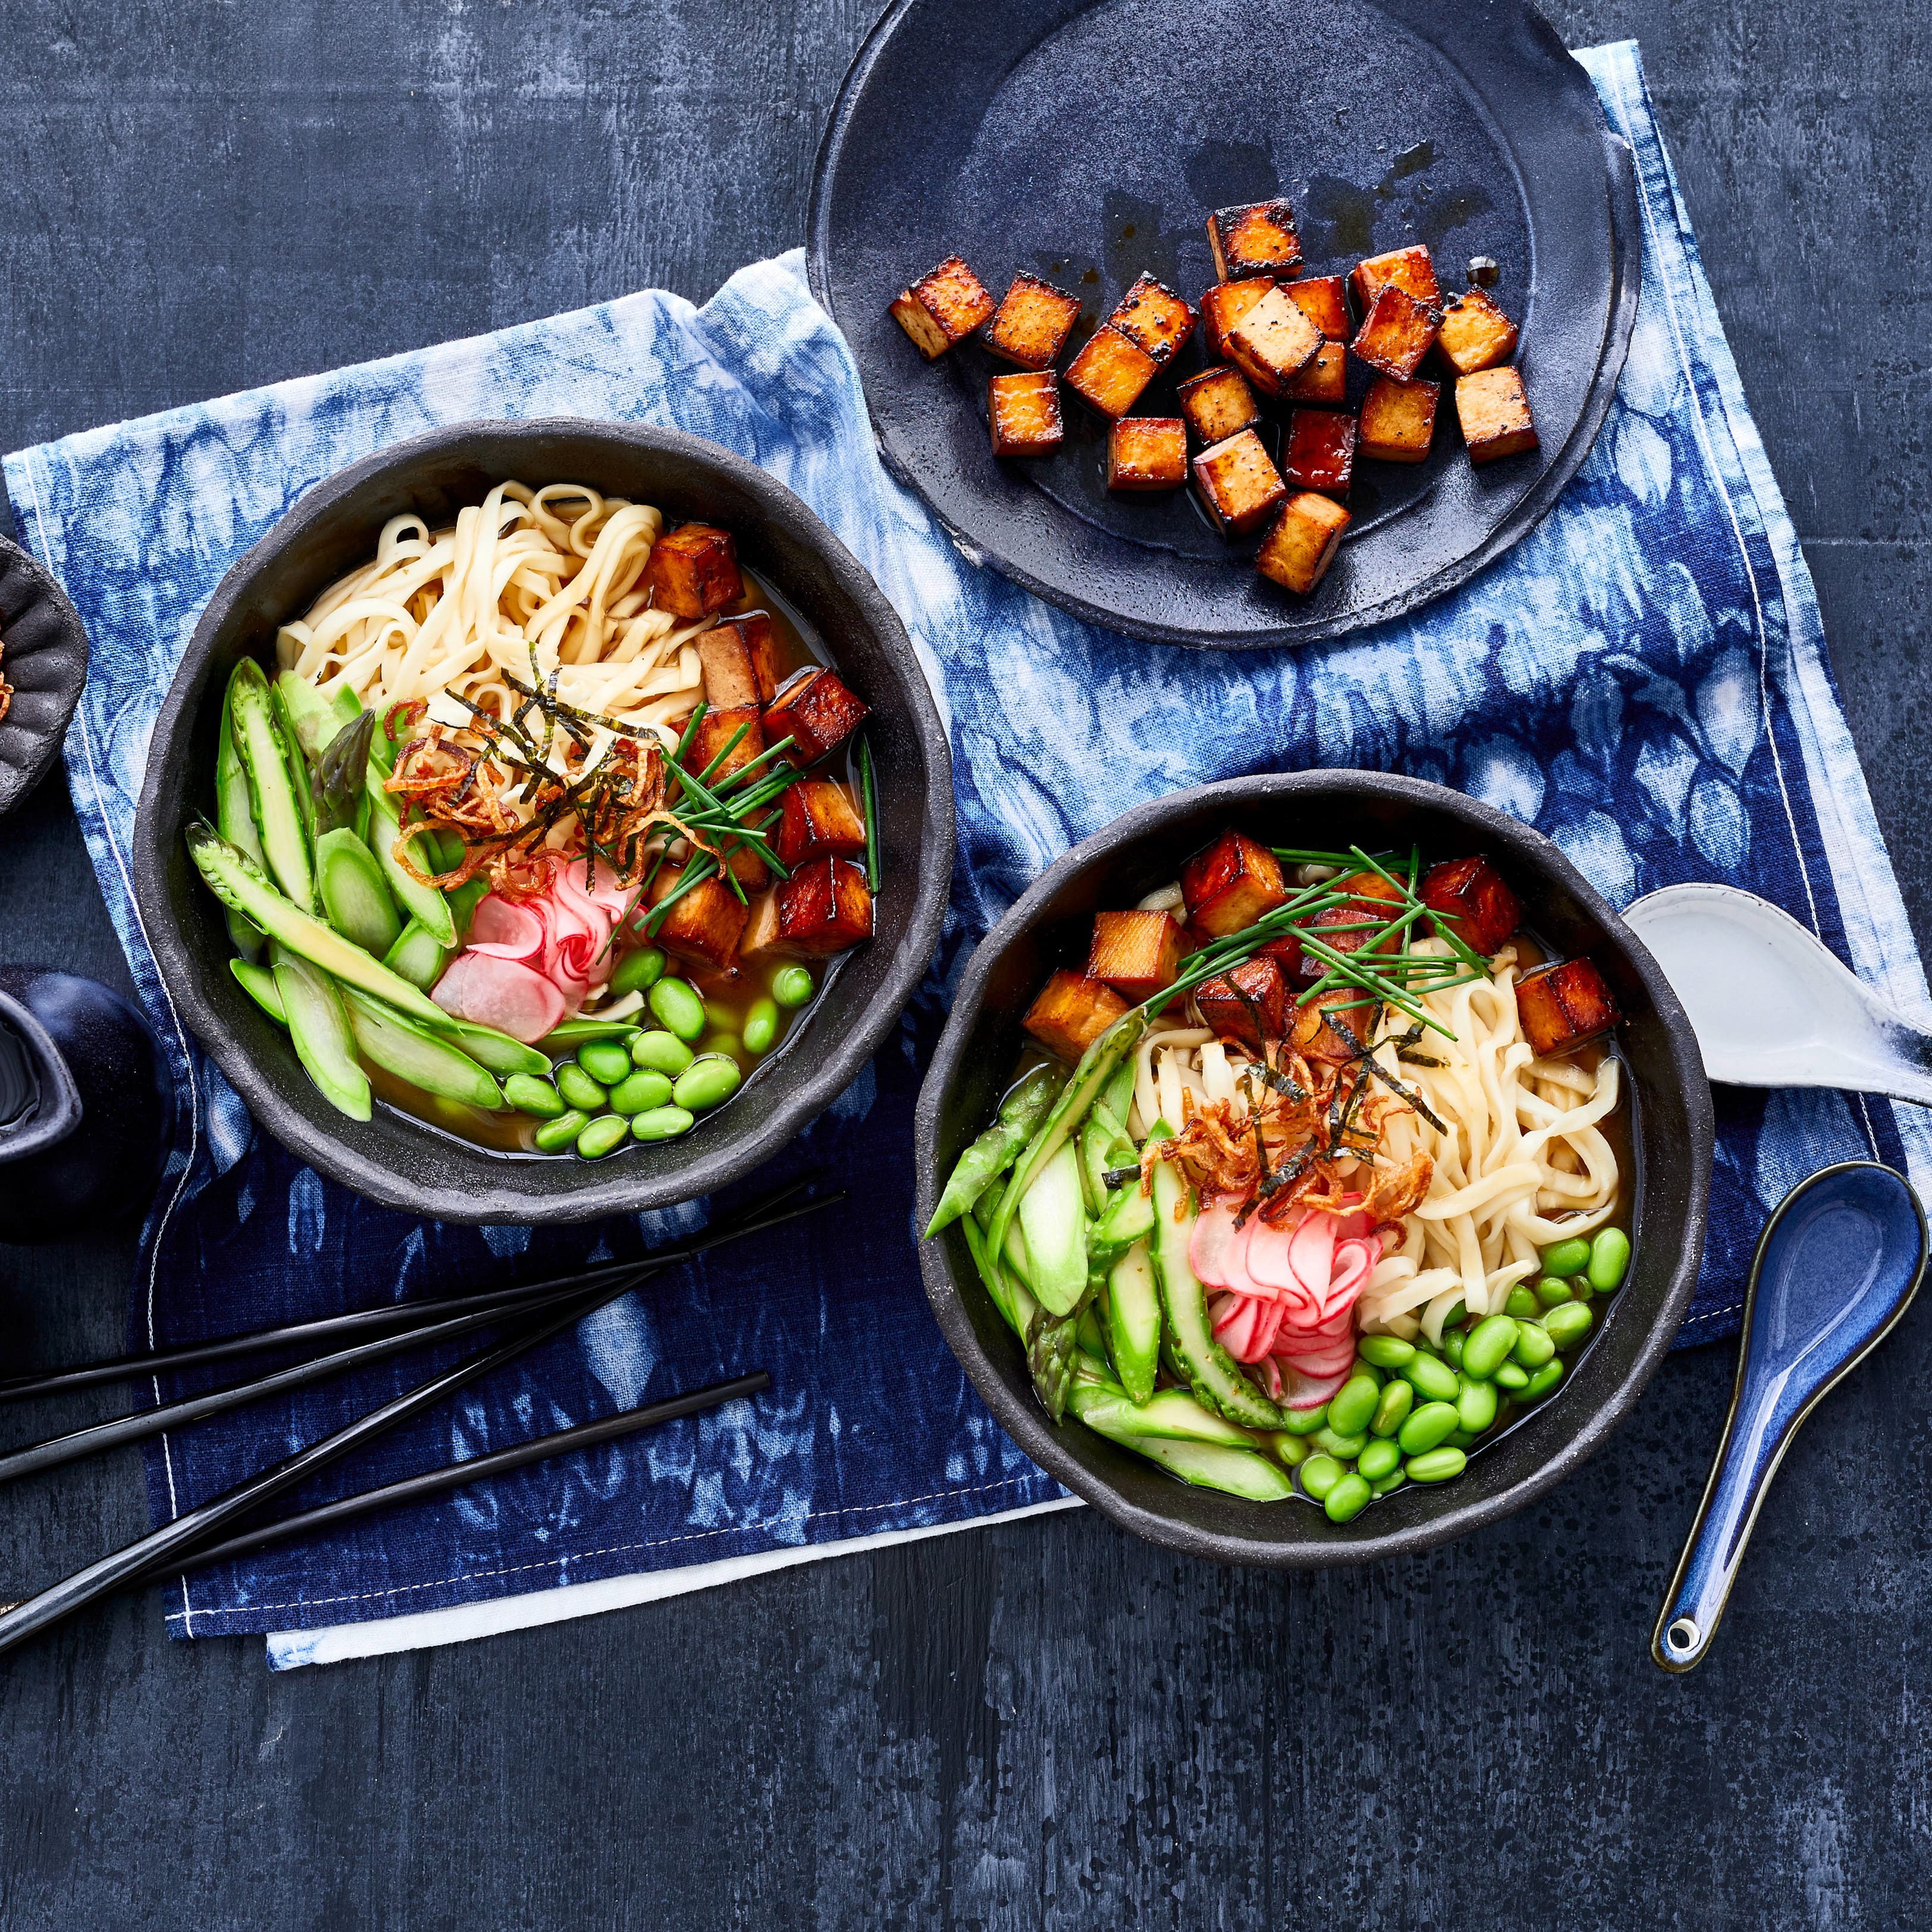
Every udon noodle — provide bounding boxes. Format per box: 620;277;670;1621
1126;940;1622;1345
274;480;712;819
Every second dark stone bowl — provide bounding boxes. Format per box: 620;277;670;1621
131;419;954;1224
915;770;1713;1567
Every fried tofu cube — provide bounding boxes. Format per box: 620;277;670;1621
1064;325;1158;419
1199;278;1275;362
687;703;766;783
1421;855;1522;955
1176;366;1260;448
774;857;874;956
1193;954;1290;1048
1299;871;1405;967
775;778;867;871
1358;376;1440;463
738;888;785;963
985;272;1082;369
1283;409;1357;500
1255;492;1350;595
1179;829;1289;938
988;370;1065;457
643;523;743;619
697;624;764;710
1258;931;1308;982
1207;199;1302;282
1107;273;1195;365
651;866;751;974
765;667;870;764
1191;429;1287;538
1284;275;1352;340
1516;958;1620;1057
1351;284;1442;382
1435;287;1519;376
1022;969;1130;1064
1456;366;1538;464
1086;909;1185;1003
1283;340;1347;406
723;840;771;894
1294;987;1377;1061
1107;417;1188;492
1349;244;1440;310
1225;284;1323;398
703;612;784;705
888;254;995;359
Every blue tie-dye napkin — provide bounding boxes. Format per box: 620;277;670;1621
5;40;1925;1660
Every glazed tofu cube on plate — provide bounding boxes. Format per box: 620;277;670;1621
1420;855;1522;955
1225;284;1323;397
985;272;1083;369
651;867;750;974
1284;276;1351;340
1348;243;1441;310
765;667;869;763
1107;417;1188;491
776;858;875;956
776;779;868;871
1283;340;1347;406
1175;365;1260;448
1358;376;1440;463
701;613;783;705
1515;958;1620;1056
1435;288;1519;376
1456;366;1538;463
888;254;996;358
1199;278;1274;363
1207;199;1303;281
1283;409;1357;499
1351;284;1442;382
688;703;765;783
1064;325;1160;418
1192;429;1287;537
1107;273;1195;365
1193;955;1290;1050
1255;492;1350;595
988;370;1065;456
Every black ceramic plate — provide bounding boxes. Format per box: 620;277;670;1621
0;534;90;818
915;772;1714;1566
808;0;1639;648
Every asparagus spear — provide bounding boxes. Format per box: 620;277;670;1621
227;658;316;913
923;1061;1064;1236
268;943;370;1122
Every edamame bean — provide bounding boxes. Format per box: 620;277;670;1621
1272;1432;1310;1468
1401;1352;1460;1405
1405;1446;1468;1483
630;1105;696;1142
577;1040;633;1086
1542;1300;1594;1350
673;1054;743;1113
1371;1471;1408;1497
1300;1454;1343;1501
771;964;816;1009
576;1114;630;1159
1370;1380;1413;1438
1324;1472;1372;1523
1358;1438;1402;1482
1506;1286;1538;1318
1535;1275;1575;1308
1312;1427;1368;1462
1441;1328;1466;1369
1542;1236;1592;1278
1356;1335;1415;1369
1523;1359;1565;1400
648;976;706;1042
1327;1374;1381;1437
1439;1300;1466;1331
532;1108;590;1152
1493;1361;1529;1391
504;1073;566;1118
1282;1402;1330;1437
608;1069;674;1117
555;1063;608;1113
1462;1315;1519;1380
610;946;666;999
1447;1428;1478;1448
631;1029;694;1076
1571;1276;1596;1302
1456;1377;1499;1435
1348;1358;1386;1389
1512;1321;1556;1369
1588;1226;1632;1292
742;997;781;1056
703;1033;743;1063
1397;1401;1460;1456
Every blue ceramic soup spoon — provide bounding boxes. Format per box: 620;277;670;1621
1650;1161;1926;1672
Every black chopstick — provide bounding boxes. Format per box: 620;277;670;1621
0;1177;835;1489
165;1371;769;1576
0;1186;840;1659
0;1174;818;1404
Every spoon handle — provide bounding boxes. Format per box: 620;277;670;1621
1654;1162;1926;1671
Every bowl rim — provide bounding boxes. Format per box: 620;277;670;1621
913;768;1714;1567
131;416;954;1223
0;530;91;820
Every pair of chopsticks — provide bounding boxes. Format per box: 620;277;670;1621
0;1173;840;1657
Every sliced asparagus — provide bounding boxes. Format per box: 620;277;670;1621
363;780;455;947
214;687;266;960
316;827;402;958
268;943;370;1122
923;1061;1063;1236
227;658;315;913
382;919;450;992
1073;1406;1296;1502
341;988;504;1111
230;957;285;1024
1105;1242;1162;1406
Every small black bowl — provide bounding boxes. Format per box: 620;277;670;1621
915;771;1713;1567
0;533;90;821
132;419;954;1224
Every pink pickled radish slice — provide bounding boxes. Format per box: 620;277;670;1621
1277;1364;1349;1410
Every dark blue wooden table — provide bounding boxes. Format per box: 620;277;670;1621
2;3;1928;1924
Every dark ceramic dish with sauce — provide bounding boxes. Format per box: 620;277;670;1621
131;419;954;1224
0;533;90;820
914;771;1712;1566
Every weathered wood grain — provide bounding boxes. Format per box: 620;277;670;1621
0;1;1928;1925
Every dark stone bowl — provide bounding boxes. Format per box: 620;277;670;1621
131;419;953;1224
915;771;1713;1567
0;533;90;819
